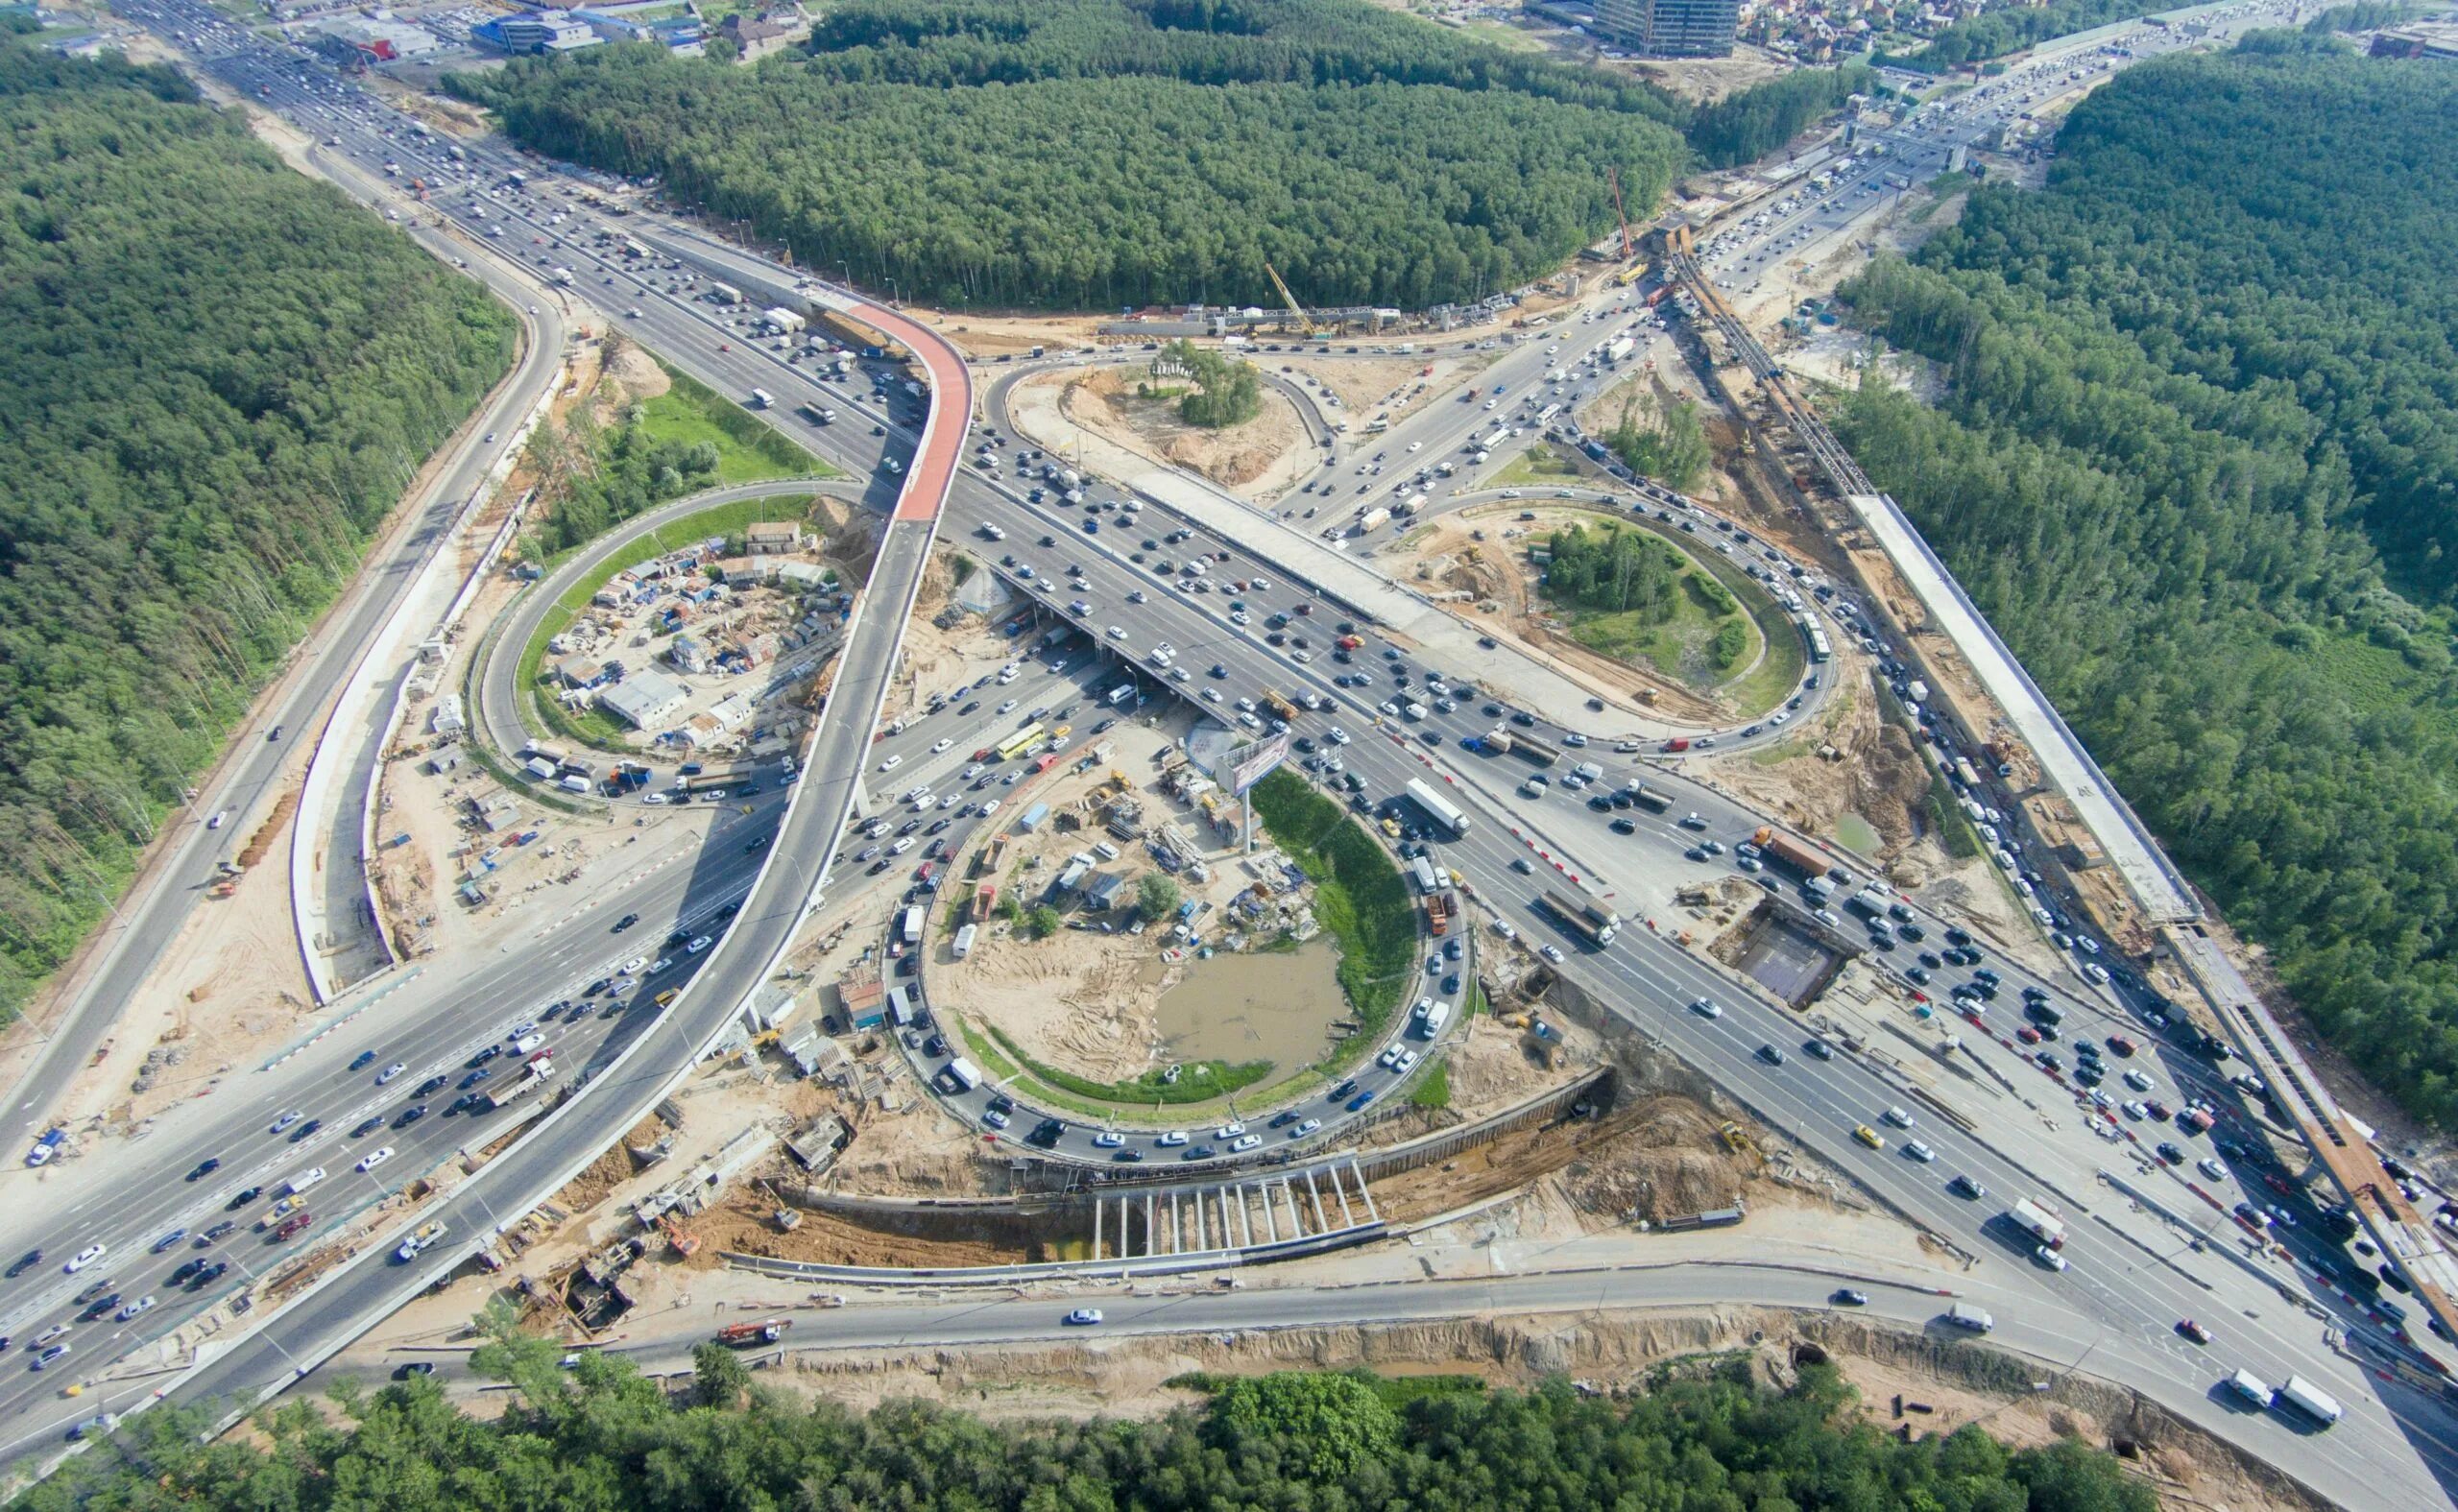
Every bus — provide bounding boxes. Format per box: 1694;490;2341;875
994;723;1048;761
1797;612;1832;663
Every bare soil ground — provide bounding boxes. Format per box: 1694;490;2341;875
1057;366;1309;498
1630;46;1798;105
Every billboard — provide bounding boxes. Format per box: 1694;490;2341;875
1224;732;1289;797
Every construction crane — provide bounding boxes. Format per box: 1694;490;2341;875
1608;165;1636;263
1264;262;1335;344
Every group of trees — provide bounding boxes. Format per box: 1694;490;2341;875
21;1315;2155;1512
1543;522;1683;619
1249;767;1416;1024
1157;339;1264;427
1894;0;2157;71
0;36;514;1024
1833;50;2458;1127
1602;394;1712;491
455;0;1871;313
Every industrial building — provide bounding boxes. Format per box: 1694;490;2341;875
473;11;602;53
598;669;689;731
1593;0;1737;58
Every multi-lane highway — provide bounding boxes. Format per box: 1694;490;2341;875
19;0;2447;1502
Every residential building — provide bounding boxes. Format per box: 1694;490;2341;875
1594;0;1738;57
745;521;802;556
706;692;756;733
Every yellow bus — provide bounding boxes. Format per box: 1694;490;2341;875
995;723;1048;761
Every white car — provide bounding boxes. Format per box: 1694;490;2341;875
1230;1133;1262;1152
1881;1106;1914;1129
1092;1131;1125;1148
1689;997;1722;1019
931;737;953;754
1904;1140;1936;1163
1492;920;1517;941
2036;1245;2069;1272
1539;943;1563;964
1064;1308;1105;1326
2198;1157;2228;1181
1215;1121;1246;1140
1290;1118;1321;1138
357;1146;395;1172
1156;1130;1189;1146
619;956;647;975
1327;727;1351;745
878;754;903;773
998;699;1019;713
687;935;712;954
65;1243;107;1273
1106;625;1128;640
376;1062;405;1084
115;1295;156;1321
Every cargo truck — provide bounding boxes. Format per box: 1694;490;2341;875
1404;778;1470;838
1946;1303;1993;1332
1352;507;1390;535
716;1318;793;1347
483;1056;555;1112
24;1128;64;1167
2009;1197;2066;1249
2225;1368;2272;1405
1484;728;1560;767
1750;826;1831;881
2275;1375;2342;1427
1539;889;1619;948
395;1220;448;1264
1425;892;1451;936
761;306;807;335
1627;782;1673;812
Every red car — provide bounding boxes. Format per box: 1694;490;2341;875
2107;1035;2137;1057
2016;1026;2042;1045
2176;1319;2211;1345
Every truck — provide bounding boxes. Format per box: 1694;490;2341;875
708;281;741;304
1603;335;1636;365
285;1166;327;1198
2009;1197;2067;1249
900;904;926;947
1397;492;1429;516
24;1128;64;1167
1485;728;1560;768
1409;854;1441;896
1539;889;1620;948
1627;782;1673;812
395;1220;448;1263
2225;1368;2273;1405
1405;778;1471;838
483;1057;555;1112
2274;1375;2343;1427
716;1318;793;1347
1750;826;1831;881
761;306;807;335
1425;891;1451;936
1353;507;1390;535
1847;887;1892;919
1262;689;1301;723
1946;1303;1993;1332
942;1056;981;1092
797;403;837;426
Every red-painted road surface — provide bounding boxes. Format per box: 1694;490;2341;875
847;299;974;522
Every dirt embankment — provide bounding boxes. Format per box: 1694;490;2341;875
747;1310;2325;1512
1057;366;1307;496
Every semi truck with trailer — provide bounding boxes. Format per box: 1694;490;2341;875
2274;1375;2343;1427
2009;1197;2067;1249
1539;889;1620;948
1404;778;1470;838
1626;781;1674;812
716;1318;794;1347
1750;826;1831;881
1483;728;1560;767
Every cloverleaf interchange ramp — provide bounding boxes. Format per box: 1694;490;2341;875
159;278;972;1429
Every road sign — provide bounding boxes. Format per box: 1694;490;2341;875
1224;732;1289;797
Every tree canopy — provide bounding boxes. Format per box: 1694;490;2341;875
1834;50;2458;1127
454;0;1869;312
1896;0;2160;71
12;1321;2155;1512
0;35;515;1024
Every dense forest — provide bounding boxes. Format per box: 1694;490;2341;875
0;36;515;1024
454;0;1867;311
1833;50;2458;1126
11;1318;2153;1511
1896;0;2155;70
1546;522;1683;618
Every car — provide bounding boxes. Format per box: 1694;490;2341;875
351;1116;385;1139
2156;1142;2186;1164
1688;997;1723;1019
1290;1118;1321;1138
5;1250;40;1279
1831;1288;1868;1307
1230;1134;1263;1152
271;1110;302;1134
1064;1308;1105;1326
349;1050;377;1072
65;1243;106;1273
226;1185;262;1210
688;935;712;954
1852;1125;1882;1149
1904;1140;1936;1163
613;913;639;932
151;1228;186;1254
2035;1245;2069;1272
186;1157;222;1183
1539;944;1564;965
2176;1318;2211;1345
357;1146;395;1172
116;1295;156;1321
376;1061;406;1085
33;1344;68;1371
878;754;903;772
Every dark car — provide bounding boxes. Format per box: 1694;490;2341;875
394;1104;429;1129
4;1250;39;1279
613;913;639;933
350;1116;385;1139
289;1119;322;1142
460;1068;494;1089
190;1260;229;1288
187;1157;222;1183
226;1186;262;1211
349;1051;376;1071
197;1221;236;1247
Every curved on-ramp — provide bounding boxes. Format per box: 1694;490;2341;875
156;273;973;1436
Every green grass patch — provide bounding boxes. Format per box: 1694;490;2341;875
1408;1061;1451;1110
634;364;825;487
514;493;820;754
981;1020;1273;1106
1247;769;1418;1031
1485;443;1581;492
1554;561;1752;687
1926;772;1984;859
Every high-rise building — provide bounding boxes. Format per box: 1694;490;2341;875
1593;0;1738;59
